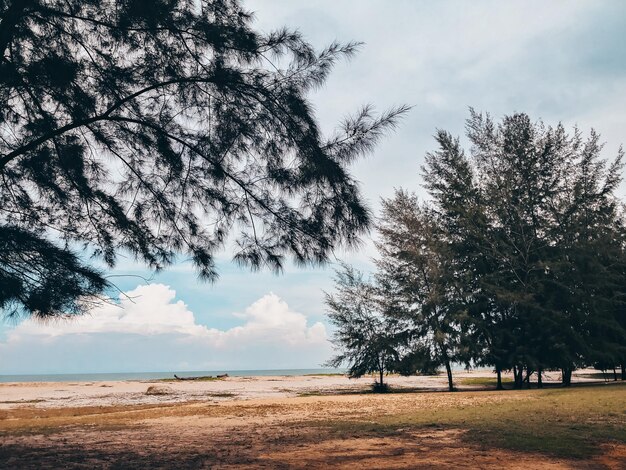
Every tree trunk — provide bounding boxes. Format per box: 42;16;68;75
537;367;543;388
379;367;384;388
562;367;572;387
444;359;454;392
613;367;618;382
524;368;532;389
622;363;626;381
496;367;503;390
513;365;524;389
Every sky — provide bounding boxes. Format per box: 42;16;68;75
2;0;626;374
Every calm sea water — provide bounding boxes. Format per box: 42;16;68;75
0;365;480;383
0;368;346;383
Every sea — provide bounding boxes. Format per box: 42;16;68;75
0;368;346;383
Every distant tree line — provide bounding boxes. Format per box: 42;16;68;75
326;111;626;391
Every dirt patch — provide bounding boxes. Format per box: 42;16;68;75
258;430;578;469
1;420;621;469
597;443;626;470
1;384;624;468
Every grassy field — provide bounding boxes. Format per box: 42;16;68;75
1;382;624;467
459;376;514;387
317;382;626;459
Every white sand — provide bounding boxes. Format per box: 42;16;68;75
0;369;606;409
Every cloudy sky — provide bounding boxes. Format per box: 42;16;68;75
2;0;626;375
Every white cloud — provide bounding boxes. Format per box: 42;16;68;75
222;293;327;347
0;285;330;373
11;284;207;338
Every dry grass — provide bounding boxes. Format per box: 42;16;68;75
315;383;626;459
1;382;625;467
460;376;514;387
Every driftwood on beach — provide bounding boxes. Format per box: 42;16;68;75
173;374;229;381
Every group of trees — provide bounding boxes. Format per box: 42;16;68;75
327;111;626;391
2;2;623;393
0;0;405;319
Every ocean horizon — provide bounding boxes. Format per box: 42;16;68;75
0;364;479;383
0;368;347;383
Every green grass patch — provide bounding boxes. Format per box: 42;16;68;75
296;385;430;397
316;383;626;459
297;385;435;397
460;377;514;387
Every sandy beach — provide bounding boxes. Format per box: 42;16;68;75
1;370;624;469
0;368;604;409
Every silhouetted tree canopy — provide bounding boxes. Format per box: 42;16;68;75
422;111;626;386
375;191;465;391
0;0;407;319
331;110;626;388
325;264;402;390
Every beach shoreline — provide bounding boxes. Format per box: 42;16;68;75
1;375;624;469
0;368;610;410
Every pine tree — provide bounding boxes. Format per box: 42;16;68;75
0;0;407;319
376;190;464;391
421;110;625;387
325;265;402;391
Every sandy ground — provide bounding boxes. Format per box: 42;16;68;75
1;370;623;469
0;369;602;409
